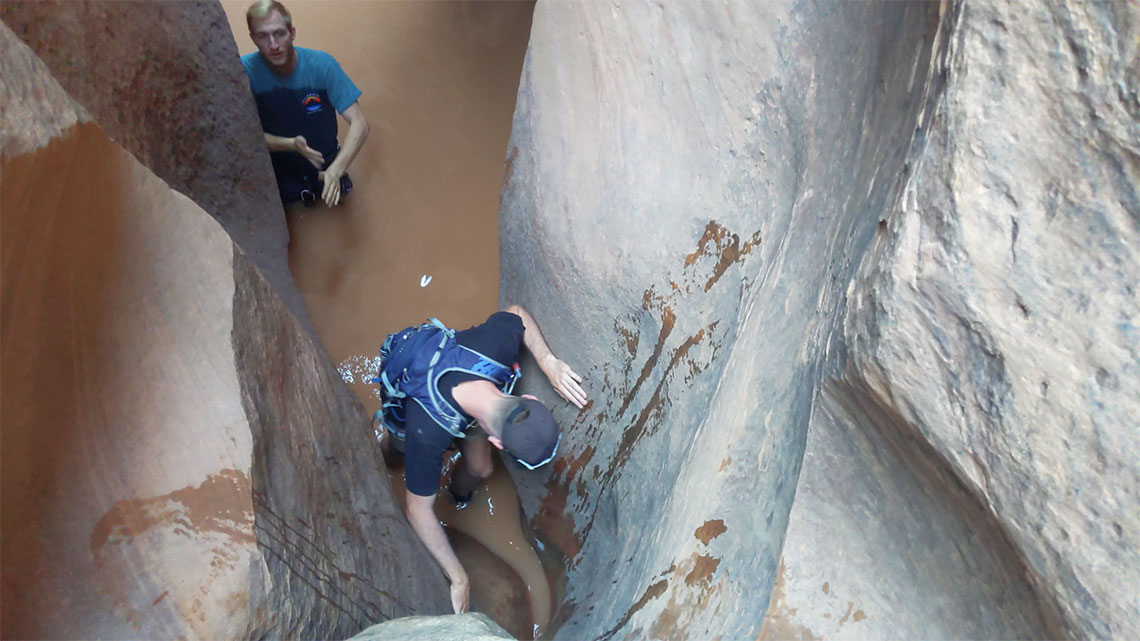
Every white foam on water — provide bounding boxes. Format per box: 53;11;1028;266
336;353;383;386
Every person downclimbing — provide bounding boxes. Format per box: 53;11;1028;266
374;305;587;614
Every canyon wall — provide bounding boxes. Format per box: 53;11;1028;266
3;0;1135;638
1;0;308;326
0;8;448;639
815;1;1139;638
500;1;1137;640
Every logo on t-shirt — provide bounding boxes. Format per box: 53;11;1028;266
303;93;323;113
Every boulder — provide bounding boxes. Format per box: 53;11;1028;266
348;613;513;641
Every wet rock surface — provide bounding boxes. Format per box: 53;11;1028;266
0;16;446;640
501;1;1136;640
501;1;947;638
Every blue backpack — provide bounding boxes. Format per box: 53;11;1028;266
372;318;520;439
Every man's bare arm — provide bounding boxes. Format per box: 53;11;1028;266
405;491;469;613
504;304;588;408
319;101;370;206
263;133;325;168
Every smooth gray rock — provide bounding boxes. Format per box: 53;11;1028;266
5;0;1133;637
500;0;1136;640
765;379;1062;640
349;613;513;641
501;1;950;639
834;1;1139;639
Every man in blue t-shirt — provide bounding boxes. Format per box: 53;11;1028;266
379;305;588;614
242;0;370;207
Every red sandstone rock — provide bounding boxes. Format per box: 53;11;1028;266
1;0;306;327
0;20;448;639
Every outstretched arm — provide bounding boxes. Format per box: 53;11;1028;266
320;101;370;206
405;491;469;613
504;304;588;408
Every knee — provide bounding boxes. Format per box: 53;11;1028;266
465;456;494;481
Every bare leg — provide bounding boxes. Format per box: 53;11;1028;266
449;433;494;500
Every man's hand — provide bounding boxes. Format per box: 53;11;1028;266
541;354;588;409
449;574;470;614
314;102;369;207
318;167;344;206
405;491;470;615
292;135;325;169
503;304;590;409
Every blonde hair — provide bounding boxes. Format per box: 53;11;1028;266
246;0;292;30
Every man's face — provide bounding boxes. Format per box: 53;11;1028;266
249;11;295;71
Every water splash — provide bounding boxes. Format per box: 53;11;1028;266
336;353;383;385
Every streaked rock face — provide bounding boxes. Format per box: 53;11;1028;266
500;1;1136;640
0;17;447;640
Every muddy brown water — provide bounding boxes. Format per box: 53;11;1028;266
220;1;548;636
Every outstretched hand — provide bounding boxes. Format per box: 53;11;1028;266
541;355;587;409
292;135;325;169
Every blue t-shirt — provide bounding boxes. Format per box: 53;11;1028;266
403;311;526;496
241;47;362;202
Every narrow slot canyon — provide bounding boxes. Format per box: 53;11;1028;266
2;2;1137;641
216;2;554;637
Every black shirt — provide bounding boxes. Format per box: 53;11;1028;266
403;311;525;496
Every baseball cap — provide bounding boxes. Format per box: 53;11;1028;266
501;398;561;470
